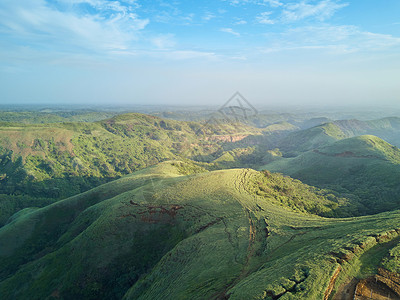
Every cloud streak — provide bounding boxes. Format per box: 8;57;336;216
256;12;275;24
281;0;349;22
0;0;398;65
220;27;241;36
0;0;149;53
252;0;349;25
261;25;400;55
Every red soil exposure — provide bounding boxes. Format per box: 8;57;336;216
328;230;400;299
313;149;379;159
139;205;183;218
324;265;341;300
206;135;249;143
375;268;400;296
378;268;400;286
354;276;400;300
121;201;184;224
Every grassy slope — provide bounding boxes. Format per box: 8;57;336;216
261;135;400;215
278;123;348;156
0;112;267;184
278;117;400;156
0;113;266;224
0;113;299;226
334;118;400;147
0;111;118;124
1;161;400;299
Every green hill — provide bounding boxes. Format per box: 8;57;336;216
316;135;400;162
278;117;400;156
0;113;271;226
278;123;348;156
1;161;400;299
0;110;119;124
334;117;400;147
0;112;264;189
3;113;400;225
262;135;400;215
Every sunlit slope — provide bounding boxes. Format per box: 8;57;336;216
262;135;400;214
0;112;265;225
1;161;400;299
0;112;263;190
278;117;400;156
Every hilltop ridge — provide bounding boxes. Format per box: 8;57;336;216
262;135;400;215
1;161;400;299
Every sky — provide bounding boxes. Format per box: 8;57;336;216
0;0;400;106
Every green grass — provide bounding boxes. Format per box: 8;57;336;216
278;117;400;157
3;113;400;299
278;123;347;156
1;161;400;299
381;241;400;273
261;135;400;215
330;236;400;298
0;110;118;124
0;113;269;224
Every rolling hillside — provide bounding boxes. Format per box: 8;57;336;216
0;110;118;124
278;117;400;156
278;123;347;156
0;113;297;226
0;112;268;190
1;161;400;299
262;135;400;215
334;118;400;146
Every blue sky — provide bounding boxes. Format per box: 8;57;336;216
0;0;399;106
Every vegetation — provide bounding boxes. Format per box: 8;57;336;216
0;113;279;224
3;110;400;299
1;161;400;299
0;110;122;123
381;242;400;273
278;117;400;157
278;123;348;156
262;135;400;215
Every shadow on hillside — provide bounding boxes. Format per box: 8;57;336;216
0;175;116;227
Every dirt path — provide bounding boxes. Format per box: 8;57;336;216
332;278;357;300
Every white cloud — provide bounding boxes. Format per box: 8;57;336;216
150;34;176;49
183;13;195;23
261;25;400;54
225;0;244;5
263;0;283;8
358;31;400;51
162;50;218;61
225;0;282;6
228;0;346;24
256;12;275;24
0;0;149;53
220;27;241;36
203;12;216;21
281;0;348;22
235;20;248;25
